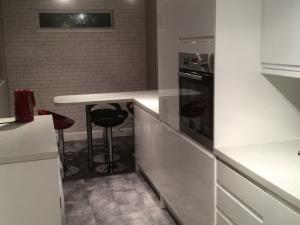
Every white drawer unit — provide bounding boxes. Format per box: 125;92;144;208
217;159;300;225
263;193;300;225
217;185;263;225
217;161;264;216
217;211;234;225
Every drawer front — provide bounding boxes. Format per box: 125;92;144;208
217;161;264;216
263;193;300;225
217;211;233;225
217;185;263;225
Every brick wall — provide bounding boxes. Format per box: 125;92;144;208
2;0;147;133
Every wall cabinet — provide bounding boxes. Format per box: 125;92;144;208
135;105;215;225
217;161;300;225
262;0;300;78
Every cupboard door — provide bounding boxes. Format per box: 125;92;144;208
262;0;300;67
263;193;300;225
134;106;157;173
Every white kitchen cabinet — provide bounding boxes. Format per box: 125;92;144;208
217;160;300;225
0;158;64;225
135;105;215;225
262;0;300;78
263;193;300;225
0;116;65;225
217;185;262;225
217;161;264;216
217;211;234;225
135;105;162;173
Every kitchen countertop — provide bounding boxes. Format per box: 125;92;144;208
215;139;300;210
0;116;58;165
54;90;159;117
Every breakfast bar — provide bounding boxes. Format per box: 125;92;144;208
54;90;159;169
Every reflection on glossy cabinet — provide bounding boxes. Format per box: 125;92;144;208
134;105;215;225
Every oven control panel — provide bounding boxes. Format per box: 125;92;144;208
179;52;214;74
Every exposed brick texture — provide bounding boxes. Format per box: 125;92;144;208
2;0;147;133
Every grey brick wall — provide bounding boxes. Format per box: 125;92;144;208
2;0;147;133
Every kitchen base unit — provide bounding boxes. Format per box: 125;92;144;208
0;116;65;225
134;104;215;225
0;158;64;225
216;160;300;225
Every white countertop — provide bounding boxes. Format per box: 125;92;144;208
54;90;159;117
0;116;58;165
215;139;300;210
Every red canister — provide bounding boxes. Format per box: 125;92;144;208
14;89;35;122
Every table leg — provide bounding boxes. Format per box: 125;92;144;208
86;105;94;169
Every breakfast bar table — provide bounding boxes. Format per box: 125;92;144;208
53;90;159;169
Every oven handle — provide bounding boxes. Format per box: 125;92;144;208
178;72;203;81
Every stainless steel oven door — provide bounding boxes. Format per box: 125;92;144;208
178;71;213;150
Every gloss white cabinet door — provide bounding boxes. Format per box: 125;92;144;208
0;158;63;225
263;193;300;225
134;105;215;225
135;105;163;176
157;124;215;225
262;0;300;76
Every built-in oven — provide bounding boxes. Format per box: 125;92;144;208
178;52;214;150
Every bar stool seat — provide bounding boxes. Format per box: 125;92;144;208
91;109;128;127
91;108;128;174
38;110;74;130
38;110;79;177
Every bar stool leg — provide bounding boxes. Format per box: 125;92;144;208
107;127;113;174
93;127;120;164
58;129;79;177
58;130;65;168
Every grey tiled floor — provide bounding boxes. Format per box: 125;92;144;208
64;173;177;225
63;138;177;225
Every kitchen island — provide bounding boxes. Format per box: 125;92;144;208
0;116;64;225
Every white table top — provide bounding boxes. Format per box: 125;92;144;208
0;116;58;165
215;139;300;210
54;90;159;116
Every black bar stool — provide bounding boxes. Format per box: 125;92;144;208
91;107;128;174
92;104;122;165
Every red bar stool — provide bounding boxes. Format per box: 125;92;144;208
38;110;79;176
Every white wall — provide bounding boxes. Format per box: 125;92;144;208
214;0;300;148
0;80;10;117
145;0;158;90
0;0;9;118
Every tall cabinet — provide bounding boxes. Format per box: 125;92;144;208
157;0;215;131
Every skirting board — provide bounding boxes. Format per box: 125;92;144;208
62;127;133;142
